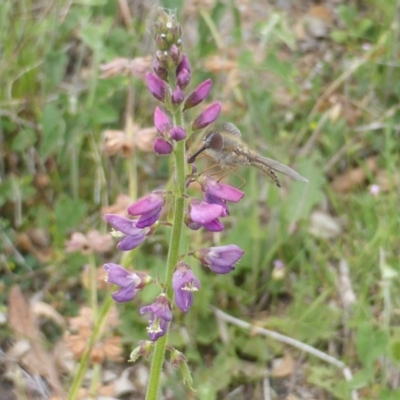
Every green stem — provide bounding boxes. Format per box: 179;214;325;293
199;8;224;50
67;295;113;400
88;252;98;319
145;111;186;400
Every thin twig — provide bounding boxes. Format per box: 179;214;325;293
213;307;358;400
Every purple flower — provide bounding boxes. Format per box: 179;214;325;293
103;263;151;302
200;176;245;203
140;294;173;341
154;107;172;134
104;214;149;251
188;198;224;225
128;190;165;228
153;137;173;155
192;102;222;131
203;193;229;217
184;79;212;111
170;126;186;141
184;213;225;232
145;72;168;102
273;259;285;269
171;86;185;105
194;244;244;274
272;259;286;280
172;262;200;312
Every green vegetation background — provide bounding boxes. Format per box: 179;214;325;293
1;1;400;399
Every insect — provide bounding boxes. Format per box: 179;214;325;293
187;122;308;187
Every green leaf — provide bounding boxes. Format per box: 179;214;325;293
283;153;325;223
44;51;68;89
264;52;293;82
11;128;36;152
54;196;87;245
356;323;388;369
39;104;66;159
349;368;373;389
330;30;349;44
389;339;400;363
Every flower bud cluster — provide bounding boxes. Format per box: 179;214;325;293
145;9;221;155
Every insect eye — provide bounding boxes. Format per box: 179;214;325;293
209;132;224;151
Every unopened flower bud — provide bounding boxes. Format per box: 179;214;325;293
176;54;191;76
154;107;171;135
169;44;181;65
192;102;221;131
129;340;154;362
184;79;212;111
170;126;186;141
153;138;173;155
155;33;169;51
152;58;168;81
176;68;191;89
156;50;169;69
171;86;185;105
145;73;168;102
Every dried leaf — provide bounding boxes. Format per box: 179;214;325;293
7;286;63;396
270;353;295;378
337;259;357;308
331;156;378;193
309;210;343;239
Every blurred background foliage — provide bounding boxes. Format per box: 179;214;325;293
1;0;400;399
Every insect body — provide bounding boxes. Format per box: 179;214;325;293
188;122;308;187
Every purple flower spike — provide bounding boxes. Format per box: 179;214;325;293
176;68;191;89
189;198;224;225
171;86;185;105
172;262;200;312
184;79;212;111
145;72;168;102
154;107;171;134
201;176;245;203
194;244;244;274
153;137;173;155
104;214;149;251
140;294;173;341
103;263;152;302
170;126;186;141
128;190;166;228
192;102;222;131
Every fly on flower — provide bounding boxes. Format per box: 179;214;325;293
188;122;309;187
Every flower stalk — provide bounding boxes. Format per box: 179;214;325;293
146;86;187;400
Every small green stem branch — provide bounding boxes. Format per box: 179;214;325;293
145;110;186;400
67;296;114;400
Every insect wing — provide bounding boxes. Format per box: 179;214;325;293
237;149;308;183
222;122;241;137
255;155;308;182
